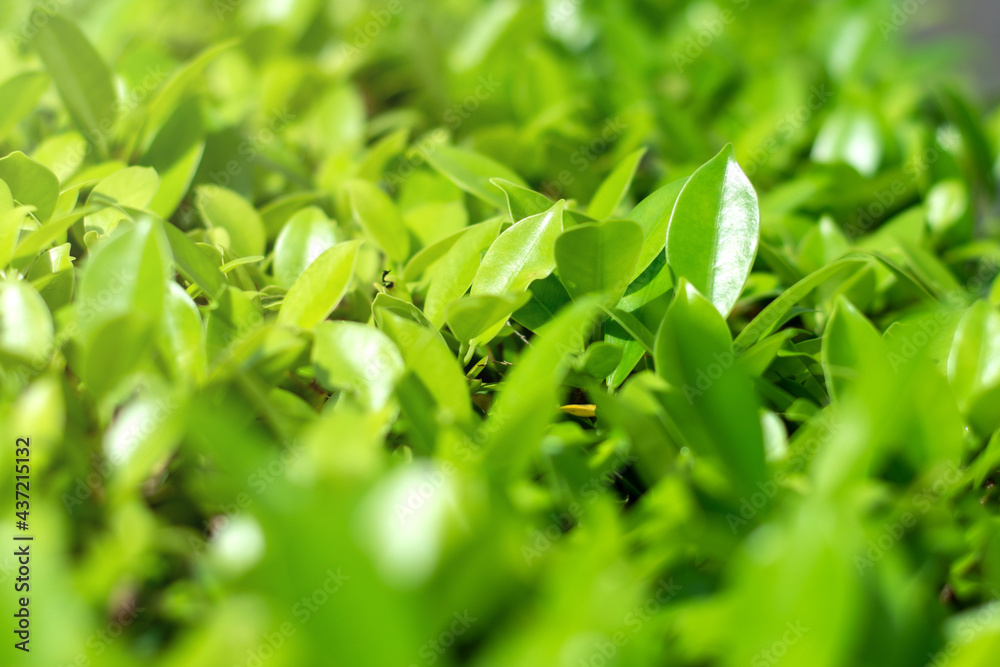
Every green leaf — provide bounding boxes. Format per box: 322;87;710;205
471;200;565;296
277;240;361;329
76;219;171;395
139;97;205;219
554;218;643;302
312;321;404;410
378;310;472;425
157;282;206;383
0;151;60;222
32;14;117;156
138;40;237;151
273;207;340;289
12;208;89;264
424;145;526;210
947;301;1000;433
587;147;646;219
0;279;54;367
195;185;266;258
666;144;760;316
163;222;227;301
445;292;529;343
811;105;883;177
482;298;600;474
627;176;687;279
85;166;160;235
654;280;766;493
345;179;410;263
490;178;554;221
733;256;870;351
821;295;891;403
0;71;50;141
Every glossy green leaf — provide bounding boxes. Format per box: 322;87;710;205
139;97;205;218
666;144;760;316
654;280;766;493
0;279;54;367
471;200;565;296
277;240;361;329
273;207;340;289
445;292;529;343
490;178;554;221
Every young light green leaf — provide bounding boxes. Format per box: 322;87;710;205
0;280;54;367
423;218;503;327
666;144;759;317
139;97;205;219
163;223;227;301
471;200;565;296
734;256;870;351
33;14;117;156
273;207;340;289
628;175;687;278
482;298;600;475
85;167;160;235
821;295;891;402
345;179;410;263
587;147;646;219
947;300;1000;433
195;185;266;258
424;145;526;210
490;178;554;222
0;151;60;222
445;292;530;343
277;240;361;329
654;280;766;493
378;310;472;424
0;71;50;141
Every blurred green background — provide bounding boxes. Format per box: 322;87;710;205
2;1;1000;666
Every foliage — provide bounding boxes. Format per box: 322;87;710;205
1;1;1000;665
